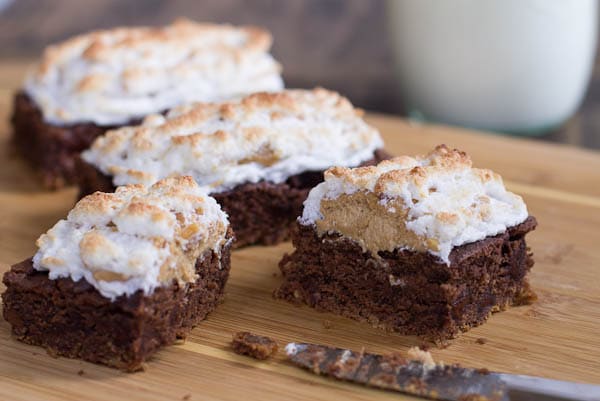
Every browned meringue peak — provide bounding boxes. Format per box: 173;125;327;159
25;19;284;125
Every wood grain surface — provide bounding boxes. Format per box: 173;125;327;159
0;63;600;401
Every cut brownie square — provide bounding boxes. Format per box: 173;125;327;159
2;176;233;370
275;145;537;340
13;20;283;189
77;89;386;247
11;92;123;189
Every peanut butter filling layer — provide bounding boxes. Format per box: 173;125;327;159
157;220;228;285
316;191;436;256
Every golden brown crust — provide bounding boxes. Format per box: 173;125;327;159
82;88;383;190
325;145;487;195
33;176;230;299
26;19;284;126
35;19;274;82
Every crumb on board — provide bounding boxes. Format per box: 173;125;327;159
512;282;538;306
322;320;333;329
174;337;187;345
77;369;85;376
418;342;430;351
433;338;451;349
231;331;279;360
182;394;191;401
46;348;59;358
476;337;487;345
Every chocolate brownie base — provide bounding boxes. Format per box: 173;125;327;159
11;92;125;189
231;331;279;360
76;150;389;248
2;233;233;371
275;217;537;340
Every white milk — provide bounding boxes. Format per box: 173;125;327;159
386;0;598;134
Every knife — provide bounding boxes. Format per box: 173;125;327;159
285;342;600;401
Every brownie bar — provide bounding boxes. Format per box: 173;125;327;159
11;92;127;189
2;232;232;371
76;150;389;248
275;217;537;340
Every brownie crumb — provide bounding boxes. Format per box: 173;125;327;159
512;282;538;306
232;332;278;360
418;342;430;351
46;348;59;358
77;369;85;376
322;320;333;329
182;394;191;401
476;338;487;345
271;272;278;277
525;307;542;318
433;338;451;349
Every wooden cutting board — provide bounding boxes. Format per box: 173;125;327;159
1;63;600;401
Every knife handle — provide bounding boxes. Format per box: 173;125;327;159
499;374;600;401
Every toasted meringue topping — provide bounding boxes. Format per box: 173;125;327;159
33;176;229;300
301;145;528;264
24;19;283;125
82;88;384;192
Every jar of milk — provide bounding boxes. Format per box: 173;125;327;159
386;0;598;135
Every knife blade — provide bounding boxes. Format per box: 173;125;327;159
285;342;600;401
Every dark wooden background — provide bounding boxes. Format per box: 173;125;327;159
0;0;599;150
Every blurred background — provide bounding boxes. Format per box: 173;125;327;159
0;0;599;149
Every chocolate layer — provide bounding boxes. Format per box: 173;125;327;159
11;92;128;189
275;217;537;340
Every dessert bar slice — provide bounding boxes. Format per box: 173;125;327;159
276;145;536;339
13;19;283;188
2;176;232;370
78;88;386;247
